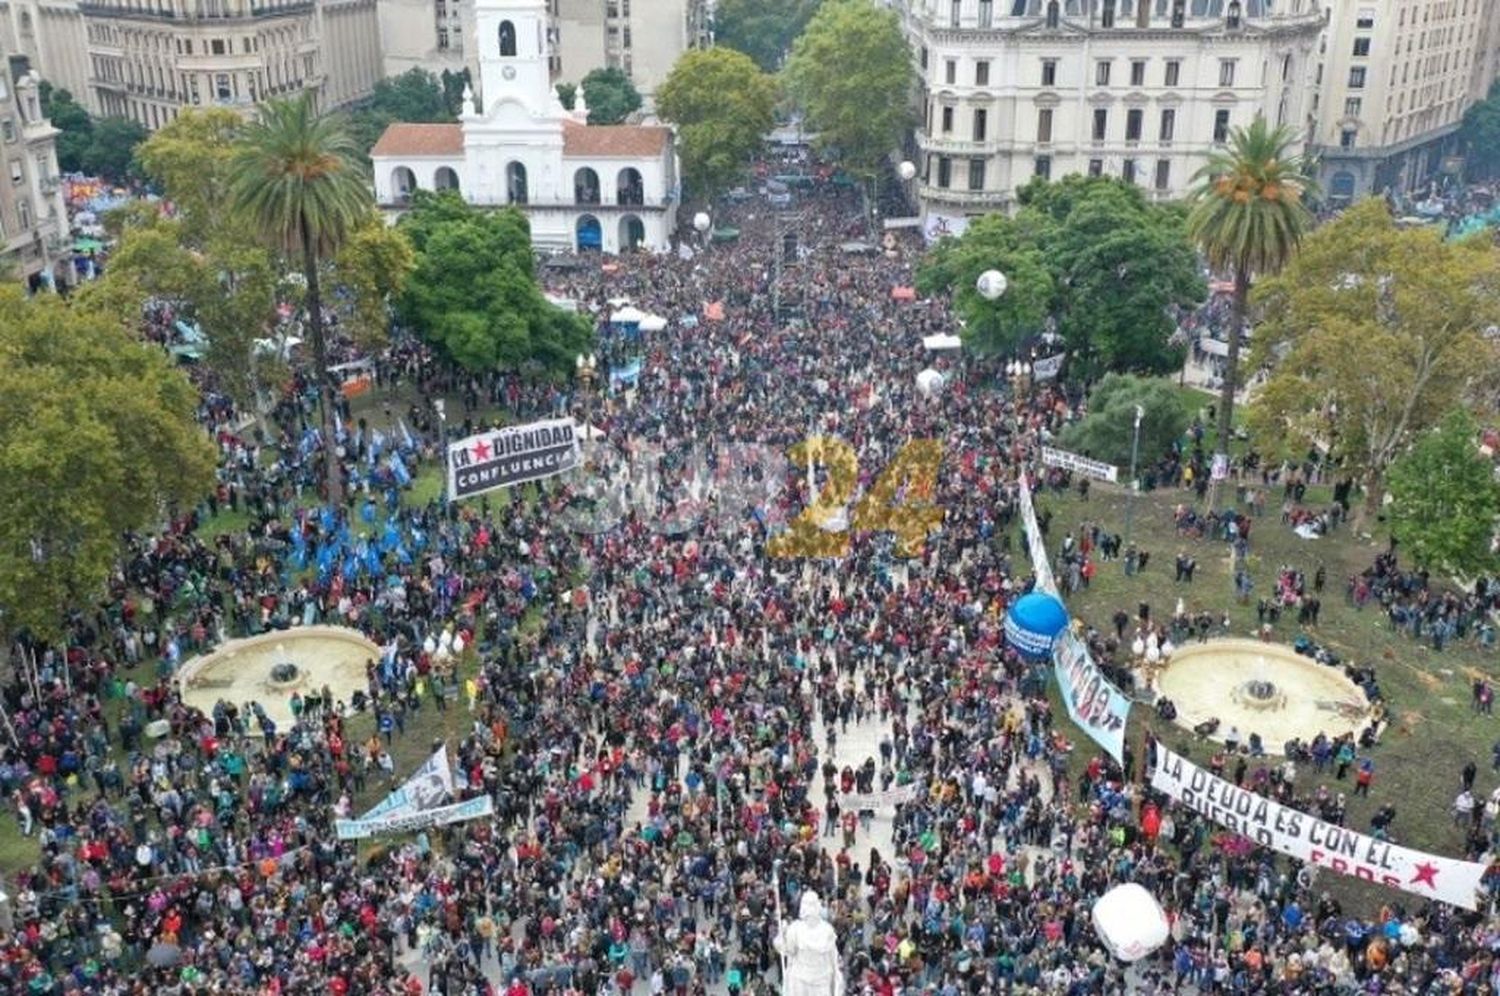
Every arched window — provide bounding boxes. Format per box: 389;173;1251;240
1226;0;1241;27
1045;1;1060;27
499;20;516;57
574;167;600;205
506;161;528;204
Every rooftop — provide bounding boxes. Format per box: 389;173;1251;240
561;121;672;158
370;123;464;158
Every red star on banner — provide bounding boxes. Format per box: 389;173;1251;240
1410;861;1440;889
471;438;493;461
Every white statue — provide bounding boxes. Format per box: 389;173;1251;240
776;891;844;996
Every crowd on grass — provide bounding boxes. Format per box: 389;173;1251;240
7;155;1500;996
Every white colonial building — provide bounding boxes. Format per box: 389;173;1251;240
370;0;677;253
898;0;1323;236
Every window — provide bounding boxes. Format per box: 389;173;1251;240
1096;60;1111;86
1340;128;1357;148
1213;109;1230;142
499;19;516;56
1126;108;1143;141
1348;66;1366;88
1155;159;1171;190
1037;107;1054;143
0;119;12;143
1034;155;1052;180
216;74;231;101
1355;13;1374;29
1093;108;1108;141
975;60;990;86
973;108;987;141
1219;60;1236;86
1046;1;1059;28
1101;0;1115;26
1130;60;1146;87
945;59;956;85
937;156;952;187
211;39;225;55
941;106;954;133
1353;37;1370;57
969;157;986;190
1088;159;1103;176
9;158;22;185
979;0;994;27
1164;60;1180;87
438;27;450;49
951;0;961;26
1041;59;1058;86
1344;97;1362;118
920;47;928;70
1122;158;1137;184
1159;108;1176;141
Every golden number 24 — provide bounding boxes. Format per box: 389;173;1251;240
768;438;943;558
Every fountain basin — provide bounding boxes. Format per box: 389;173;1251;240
177;625;380;728
1157;639;1372;752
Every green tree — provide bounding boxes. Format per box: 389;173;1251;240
440;69;471;118
330;218;416;347
398;192;592;375
135;109;246;240
80;117;148;180
556;82;578;111
1249;199;1500;519
39;83;94;175
230;94;373;504
347;69;456;159
1059;374;1190;470
1186;117;1315;463
713;0;822;71
0;287;215;642
782;0;912;179
1459;80;1500;179
915;214;1053;356
1387;409;1500;575
1040;179;1205;374
657;48;777;199
580;67;642;125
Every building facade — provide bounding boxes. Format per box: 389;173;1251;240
1308;0;1500;202
0;0;381;129
376;0;469;78
899;0;1323;236
0;65;70;286
551;0;707;97
370;0;677;254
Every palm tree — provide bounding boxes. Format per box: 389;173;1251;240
1186;116;1316;466
230;94;371;504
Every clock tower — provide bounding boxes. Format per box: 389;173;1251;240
473;0;555;118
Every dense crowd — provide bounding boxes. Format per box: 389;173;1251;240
6;156;1500;996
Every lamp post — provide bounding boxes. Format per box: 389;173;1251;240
433;398;448;504
575;352;599;462
898;159;917;215
1123;404;1145;558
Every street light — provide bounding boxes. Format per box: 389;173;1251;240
693;211;711;250
1005;358;1032;399
575;353;599;457
433;398;448;504
1123;404;1145;560
977;269;1008;301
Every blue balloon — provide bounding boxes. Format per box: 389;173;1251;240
1005;591;1069;660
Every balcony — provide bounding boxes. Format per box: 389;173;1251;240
917;134;989;155
918;184;1008;208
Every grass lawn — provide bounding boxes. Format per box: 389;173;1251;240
1036;480;1500;912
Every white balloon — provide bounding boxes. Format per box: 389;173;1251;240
1092;883;1170;962
915;368;947;398
898;160;917;181
693;212;711;232
976;269;1009;300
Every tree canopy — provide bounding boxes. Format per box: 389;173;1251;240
657;48;777;200
1386;409;1500;576
579;67;642;125
1248;199;1500;514
1059;374;1190;471
1459;80;1500;180
712;0;822;72
0;288;215;642
397;192;592;375
782;0;913;179
39;82;146;181
917;177;1202;372
135;108;247;241
346;69;461;160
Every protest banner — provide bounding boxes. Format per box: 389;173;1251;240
446;417;581;501
335;795;495;841
1032;353;1065;382
1015;474;1058;596
1041;446;1119;484
1052;629;1130;764
360;746;453;821
843;784;918;811
1152;746;1486;910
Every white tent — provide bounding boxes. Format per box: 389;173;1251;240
574;421;607;441
610;306;646;325
922;333;963;351
639;314;669;332
1092;883;1170;962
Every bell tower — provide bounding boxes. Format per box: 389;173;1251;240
473;0;554;117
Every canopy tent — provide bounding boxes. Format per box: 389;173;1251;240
891;286;916;302
922;333;962;351
840;241;878;255
609;306;646;325
638;314;668;332
72;237;106;253
1197;336;1229;358
711;228;741;243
